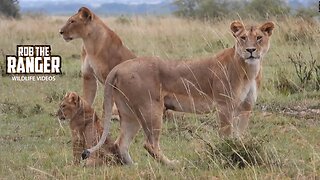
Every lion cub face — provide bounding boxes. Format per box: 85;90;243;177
57;92;81;121
231;21;274;64
59;7;93;42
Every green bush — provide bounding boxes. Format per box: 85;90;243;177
245;0;290;19
173;0;291;20
0;0;20;19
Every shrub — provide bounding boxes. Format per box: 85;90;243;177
275;70;299;94
288;48;317;89
0;0;20;19
244;0;290;19
173;0;290;20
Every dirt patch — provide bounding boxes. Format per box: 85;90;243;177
258;104;320;121
280;106;320;119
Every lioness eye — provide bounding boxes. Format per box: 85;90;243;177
257;36;262;41
240;36;246;41
61;105;66;108
70;20;75;24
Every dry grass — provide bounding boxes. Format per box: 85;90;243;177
0;15;320;179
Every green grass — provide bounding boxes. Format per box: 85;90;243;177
0;15;320;179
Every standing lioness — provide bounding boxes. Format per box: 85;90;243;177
83;21;275;166
59;7;136;107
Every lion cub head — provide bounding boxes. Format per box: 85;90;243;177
231;21;274;64
59;7;94;42
57;92;82;121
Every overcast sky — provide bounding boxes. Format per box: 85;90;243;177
19;0;314;9
19;0;169;5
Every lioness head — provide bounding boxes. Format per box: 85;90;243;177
59;7;94;42
57;92;81;120
231;21;274;64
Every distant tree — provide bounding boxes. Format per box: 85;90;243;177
173;0;200;18
245;0;290;19
196;0;229;19
173;0;291;20
295;3;318;20
174;0;235;20
0;0;20;18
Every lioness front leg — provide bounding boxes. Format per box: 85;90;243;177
81;48;97;106
234;100;252;137
217;103;234;137
82;72;97;106
234;88;256;137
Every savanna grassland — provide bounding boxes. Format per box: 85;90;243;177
0;15;320;179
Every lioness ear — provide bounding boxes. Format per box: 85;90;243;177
260;21;274;36
230;21;245;37
78;7;92;21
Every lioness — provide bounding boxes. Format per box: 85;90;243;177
59;7;136;108
83;21;275;166
57;92;116;166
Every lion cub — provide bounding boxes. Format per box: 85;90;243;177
57;92;116;166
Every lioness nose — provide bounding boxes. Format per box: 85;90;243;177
246;48;256;53
59;29;64;35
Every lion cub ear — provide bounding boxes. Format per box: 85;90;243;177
78;7;93;21
230;21;245;37
68;92;80;104
260;22;275;36
64;92;70;98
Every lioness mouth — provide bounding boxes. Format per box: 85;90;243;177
247;55;259;60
